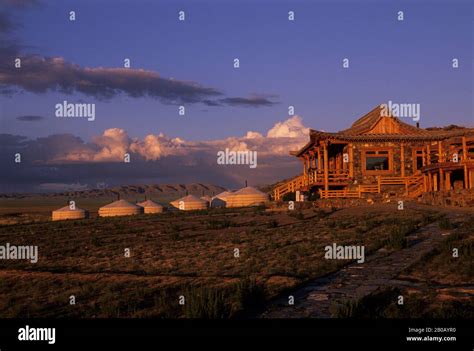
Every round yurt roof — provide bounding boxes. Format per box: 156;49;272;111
231;186;267;196
210;191;233;208
99;199;143;217
101;199;140;209
172;194;208;204
53;205;86;212
137;199;165;213
52;205;88;221
200;195;212;202
212;191;233;201
226;186;268;207
137;199;164;208
170;194;208;210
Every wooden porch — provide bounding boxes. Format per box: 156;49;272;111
421;160;474;192
273;169;351;200
272;106;474;201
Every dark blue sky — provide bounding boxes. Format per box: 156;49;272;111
2;0;472;141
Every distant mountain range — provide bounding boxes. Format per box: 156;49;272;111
0;183;228;199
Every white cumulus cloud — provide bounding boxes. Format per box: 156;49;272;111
267;115;308;138
59;116;310;162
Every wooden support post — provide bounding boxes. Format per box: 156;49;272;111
302;156;307;186
377;176;381;193
445;171;451;190
426;145;431;165
465;165;469;189
349;143;354;178
339;153;343;174
317;147;322;171
433;173;438;191
462;137;468;188
307;155;312;186
400;143;405;177
439;168;444;191
438;141;443;163
323;143;329;192
462;136;467;161
423;174;427;192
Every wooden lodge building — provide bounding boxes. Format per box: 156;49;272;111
273;105;474;200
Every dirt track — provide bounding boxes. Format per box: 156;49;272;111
261;205;473;318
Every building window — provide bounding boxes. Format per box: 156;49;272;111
362;149;393;175
412;148;424;172
366;156;389;170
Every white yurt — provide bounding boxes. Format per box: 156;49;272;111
137;199;165;214
170;194;208;211
99;199;143;217
52;205;89;221
225;186;269;208
210;191;233;208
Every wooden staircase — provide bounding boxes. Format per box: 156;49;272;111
273;174;425;200
273;174;305;200
378;175;424;198
273;170;350;200
406;176;424;198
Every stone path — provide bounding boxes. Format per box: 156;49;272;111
261;214;464;318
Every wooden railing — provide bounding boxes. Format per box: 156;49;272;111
307;170;350;184
273;170;350;200
407;184;424;198
378;175;424;196
422;158;474;172
406;176;425;198
274;174;425;200
273;174;305;200
359;184;379;193
319;189;360;199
